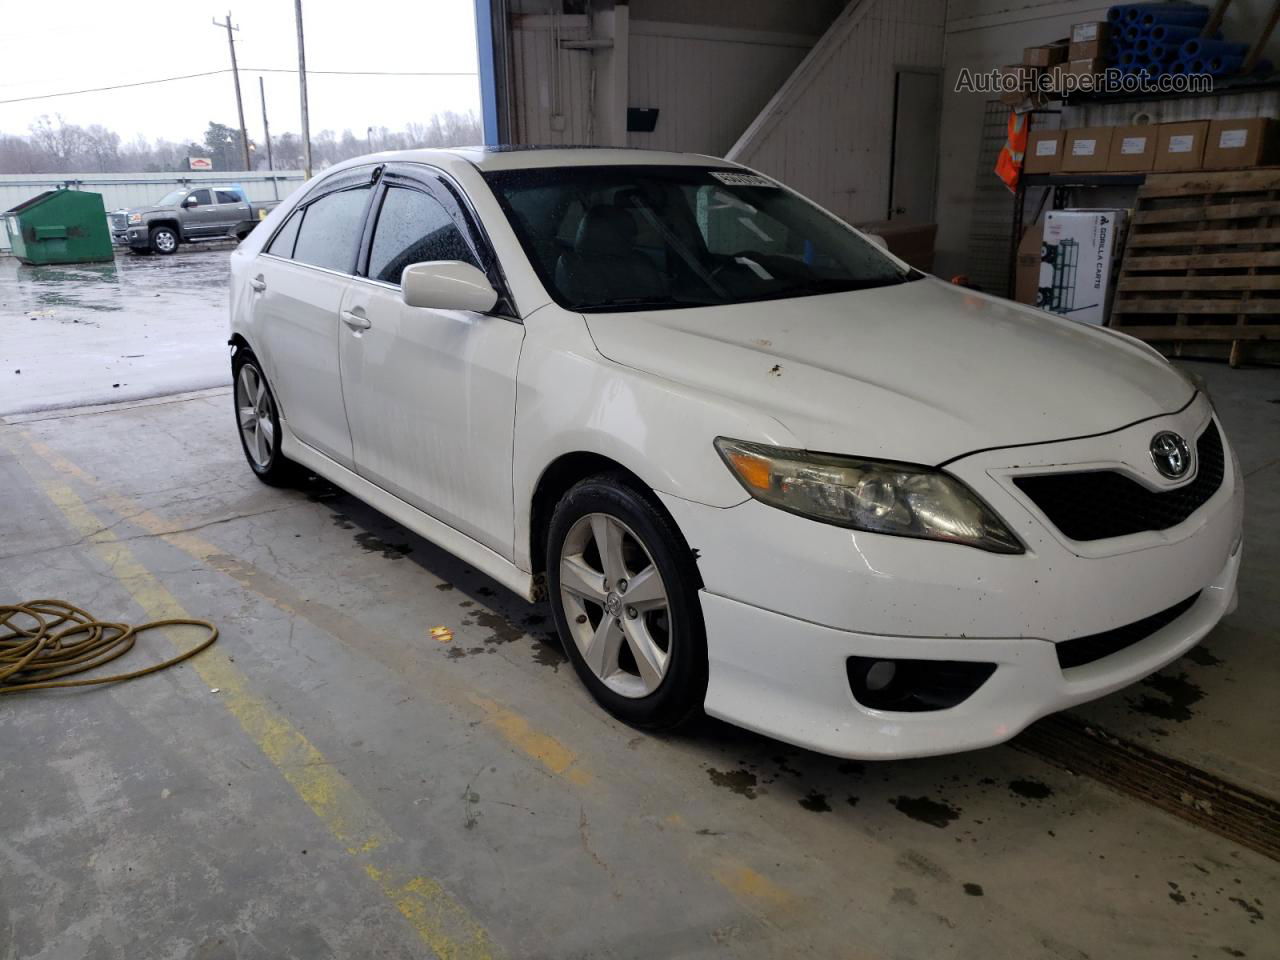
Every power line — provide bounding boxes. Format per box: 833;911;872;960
0;70;230;105
0;68;479;106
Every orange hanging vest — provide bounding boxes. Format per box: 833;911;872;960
995;110;1028;193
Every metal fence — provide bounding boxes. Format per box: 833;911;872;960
0;171;307;252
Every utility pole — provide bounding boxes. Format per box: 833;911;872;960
259;76;273;172
212;12;252;171
294;0;313;178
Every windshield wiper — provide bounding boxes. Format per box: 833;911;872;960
576;296;717;312
782;273;916;297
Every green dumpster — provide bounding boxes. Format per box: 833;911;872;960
3;188;114;265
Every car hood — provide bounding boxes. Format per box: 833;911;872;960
582;277;1193;465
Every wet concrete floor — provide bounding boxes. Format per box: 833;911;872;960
1;356;1277;957
1;247;232;416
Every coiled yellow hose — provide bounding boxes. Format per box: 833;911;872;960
0;599;216;694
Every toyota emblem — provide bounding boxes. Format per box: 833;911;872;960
1150;431;1192;479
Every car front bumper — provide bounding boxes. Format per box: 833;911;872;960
111;227;150;247
659;398;1244;759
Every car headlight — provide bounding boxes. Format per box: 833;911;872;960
127;213;143;224
715;438;1023;554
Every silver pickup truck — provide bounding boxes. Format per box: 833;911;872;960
108;186;279;255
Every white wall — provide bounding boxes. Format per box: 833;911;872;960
729;0;948;224
508;7;829;155
936;0;1280;281
509;14;596;145
627;22;816;155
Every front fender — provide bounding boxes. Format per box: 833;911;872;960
512;308;799;570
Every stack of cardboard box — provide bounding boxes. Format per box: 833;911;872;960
1015;20;1110;99
1024;118;1277;174
1066;21;1109;88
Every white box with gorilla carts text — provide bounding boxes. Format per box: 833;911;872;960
1038;209;1127;326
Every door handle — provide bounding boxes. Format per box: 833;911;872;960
250;276;266;292
341;310;372;331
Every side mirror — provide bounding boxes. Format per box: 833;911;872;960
183;196;198;208
401;261;498;313
864;232;889;251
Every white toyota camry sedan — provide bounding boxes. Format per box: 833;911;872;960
229;147;1243;759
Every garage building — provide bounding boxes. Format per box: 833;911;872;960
2;1;1278;958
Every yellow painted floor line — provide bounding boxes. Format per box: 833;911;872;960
7;432;499;960
467;694;594;787
14;429;805;929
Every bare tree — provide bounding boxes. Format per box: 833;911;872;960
83;126;121;172
27;114;89;171
0;110;483;175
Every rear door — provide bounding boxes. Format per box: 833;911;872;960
337;166;523;557
214;189;251;235
252;167;378;469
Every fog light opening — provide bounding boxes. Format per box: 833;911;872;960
864;660;897;692
846;656;996;713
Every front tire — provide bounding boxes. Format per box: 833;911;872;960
233;352;299;486
546;473;707;730
149;226;178;255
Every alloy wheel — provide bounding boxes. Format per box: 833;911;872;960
236;364;275;469
559;513;672;698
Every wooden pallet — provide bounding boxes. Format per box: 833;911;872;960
1109;167;1280;366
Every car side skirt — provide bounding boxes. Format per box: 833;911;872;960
280;425;537;602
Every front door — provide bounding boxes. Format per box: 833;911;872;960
888;69;941;222
337;172;523;557
253;173;376;469
183;189;219;236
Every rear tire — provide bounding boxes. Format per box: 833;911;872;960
149;226;178;255
546;473;707;730
232;350;300;487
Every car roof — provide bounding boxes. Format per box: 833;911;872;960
321;146;740;177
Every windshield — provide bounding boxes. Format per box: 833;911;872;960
484;165;915;312
155;189;187;207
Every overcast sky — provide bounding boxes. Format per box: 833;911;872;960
0;0;481;144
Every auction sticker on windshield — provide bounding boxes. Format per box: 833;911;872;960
710;171;777;188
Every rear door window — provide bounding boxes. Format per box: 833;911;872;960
215;189;243;204
291;186;372;274
266;209;303;259
367;186;477;285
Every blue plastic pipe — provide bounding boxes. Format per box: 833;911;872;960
1180;38;1249;60
1208;54;1243;74
1149;23;1202;44
1107;5;1133;24
1137;4;1211;28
